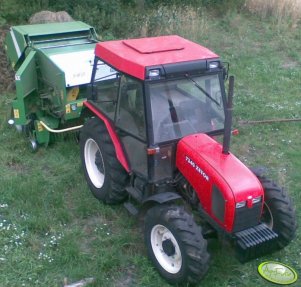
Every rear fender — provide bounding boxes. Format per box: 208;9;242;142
83;101;130;172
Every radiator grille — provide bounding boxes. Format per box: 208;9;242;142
233;202;262;232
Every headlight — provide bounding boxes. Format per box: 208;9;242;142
236;201;246;208
209;61;220;69
236;195;262;209
148;69;160;78
252;196;262;204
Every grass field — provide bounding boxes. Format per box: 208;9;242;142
0;10;301;287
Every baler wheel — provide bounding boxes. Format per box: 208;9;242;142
144;204;210;285
258;176;297;248
80;118;128;204
29;138;38;152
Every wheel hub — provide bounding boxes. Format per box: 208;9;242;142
162;239;176;256
150;224;182;274
84;138;105;188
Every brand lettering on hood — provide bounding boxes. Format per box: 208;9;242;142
185;156;209;181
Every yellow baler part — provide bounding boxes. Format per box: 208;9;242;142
67;86;80;102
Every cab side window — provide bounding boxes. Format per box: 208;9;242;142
115;75;146;140
91;59;119;120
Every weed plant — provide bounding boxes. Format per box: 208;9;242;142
245;0;301;27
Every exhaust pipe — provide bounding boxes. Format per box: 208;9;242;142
222;76;234;155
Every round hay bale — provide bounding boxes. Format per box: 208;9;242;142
55;11;74;23
29;10;73;24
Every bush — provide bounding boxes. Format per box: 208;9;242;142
8;0;298;40
0;0;245;35
245;0;301;26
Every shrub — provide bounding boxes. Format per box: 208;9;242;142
245;0;301;26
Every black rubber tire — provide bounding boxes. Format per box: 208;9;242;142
258;176;297;248
144;204;210;285
80;117;128;204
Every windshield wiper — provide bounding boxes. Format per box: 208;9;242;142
185;74;220;107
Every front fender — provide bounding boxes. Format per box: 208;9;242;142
143;192;182;205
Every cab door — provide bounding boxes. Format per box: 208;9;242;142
115;75;148;178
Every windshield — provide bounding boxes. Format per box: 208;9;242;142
149;74;225;143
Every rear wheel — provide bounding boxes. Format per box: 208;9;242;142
144;204;210;285
258;176;297;248
80;118;128;204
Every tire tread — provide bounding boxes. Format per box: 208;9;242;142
80;118;128;204
145;204;210;284
258;175;297;248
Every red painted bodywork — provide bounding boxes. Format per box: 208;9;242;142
84;101;130;173
95;35;219;80
176;133;264;232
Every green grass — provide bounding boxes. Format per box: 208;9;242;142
1;11;301;287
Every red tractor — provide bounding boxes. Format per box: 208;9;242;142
79;35;297;284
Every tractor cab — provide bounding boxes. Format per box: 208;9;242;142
88;35;228;182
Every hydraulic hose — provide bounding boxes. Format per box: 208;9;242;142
39;121;83;133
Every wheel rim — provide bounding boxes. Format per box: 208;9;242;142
262;202;274;229
150;224;182;274
84;138;105;188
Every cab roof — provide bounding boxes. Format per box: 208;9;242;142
95;35;219;80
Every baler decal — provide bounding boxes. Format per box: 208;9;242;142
66;104;71;114
13;109;20;119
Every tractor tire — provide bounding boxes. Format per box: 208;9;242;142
80;118;128;204
144;204;210;285
258;176;297;248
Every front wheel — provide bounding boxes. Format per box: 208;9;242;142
258;176;297;248
144;205;210;285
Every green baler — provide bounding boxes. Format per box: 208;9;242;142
5;21;113;147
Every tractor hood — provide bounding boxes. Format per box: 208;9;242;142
176;133;263;232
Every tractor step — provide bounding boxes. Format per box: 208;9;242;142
123;202;139;216
234;223;278;262
126;186;143;203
